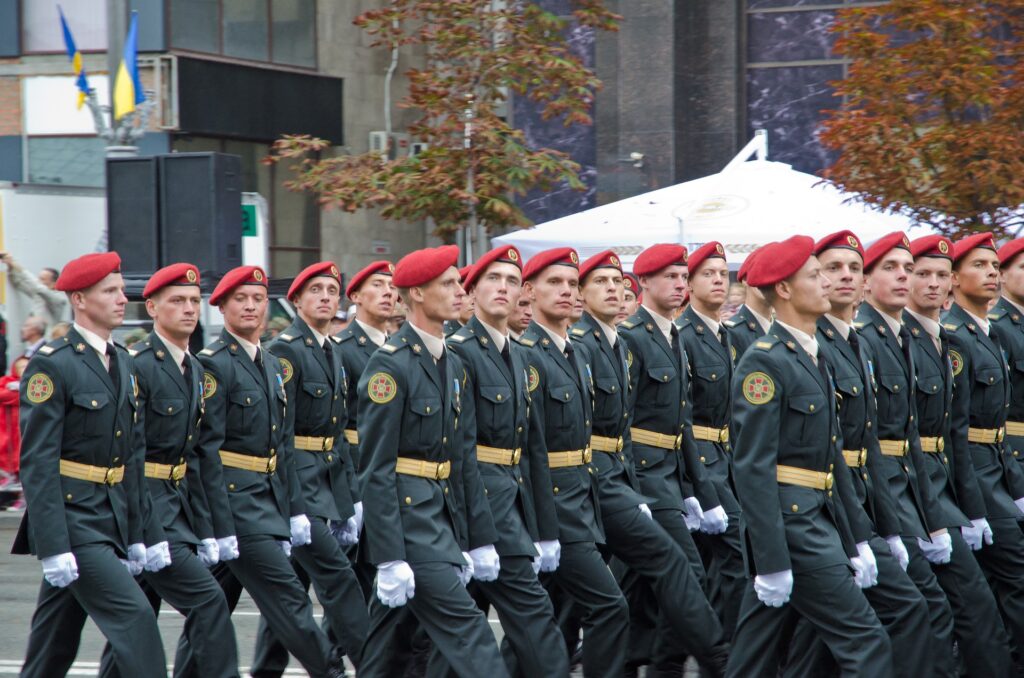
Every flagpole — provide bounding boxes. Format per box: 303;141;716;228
107;0;126;124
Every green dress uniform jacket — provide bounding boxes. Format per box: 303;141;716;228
724;304;766;360
520;320;602;545
338;320;377;489
855;304;943;539
358;321;496;566
989;298;1024;467
269;318;355;522
448;316;558;553
618;307;720;512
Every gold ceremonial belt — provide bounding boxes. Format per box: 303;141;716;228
919;437;945;454
59;459;125;485
548;448;592;469
294;435;335;452
219;450;277;474
144;461;186;481
692;425;729;444
968;427;1005;444
477;445;521;466
344;429;359;445
1005;421;1024;437
396;457;451;480
842;449;867;468
878;439;909;457
630;427;683;450
590;435;624;453
777;465;834;491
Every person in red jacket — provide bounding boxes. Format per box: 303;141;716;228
0;355;28;510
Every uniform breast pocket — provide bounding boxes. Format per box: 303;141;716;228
547;385;577;428
408;397;442;446
301;381;330;417
592;377;621;421
693;363;727;405
229;390;263;430
785;392;827;443
646;366;677;406
68;392;111;438
876;373;906;414
479;385;512;432
150;397;186;437
974;366;1004;395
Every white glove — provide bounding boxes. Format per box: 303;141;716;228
885;535;910;571
469;544;501;581
975;518;994;547
127;543;146;576
961;518;994;551
532;543;543;575
377;560;415;607
753;569;793;608
289;514;312;547
279;540;292;558
638;503;652;520
537;539;561;572
1015;497;1024;516
700;505;729;534
352;501;364;536
331;518;359;546
198;538;220;567
856;541;878;587
144;541;172;572
457;552;475;586
683;497;704;532
41;552;79;588
216;536;239;561
918;531;952;565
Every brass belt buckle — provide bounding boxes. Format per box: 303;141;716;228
674;433;683;450
859;449;868;466
583;448;593;464
512;448;522;464
824;472;834;490
998;427;1006;443
104;467;117;485
267;455;278;473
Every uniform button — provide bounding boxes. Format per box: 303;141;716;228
711;373;717;380
853;386;858;394
619;454;625;461
426;406;431;413
167;406;174;413
66;493;73;500
334;394;339;400
228;483;236;490
444;487;449;494
272;425;277;432
585;420;590;426
588;467;594;474
270;448;276;455
484;488;489;495
990;377;995;383
831;435;836;443
327;455;333;462
624;413;629;419
187;435;192;442
611;386;617;392
246;397;251;404
791;504;799;512
699;456;706;463
828;491;833;497
405;496;412;504
113;457;120;463
496;394;502;401
115;430;122;438
91;400;98;407
1015;450;1020;457
862;472;869;481
641;459;647;466
332;416;337;424
175;480;181;486
909;415;914;422
829;463;834;471
943;455;949;464
553;486;560;494
442;437;448;444
808;404;815;412
903;464;909;473
518;477;524;484
893;385;900;392
179;457;184;463
867;421;872;428
517;426;524;433
681;401;687;407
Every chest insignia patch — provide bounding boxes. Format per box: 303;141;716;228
279;358;294;384
367;372;398;404
26;373;54;403
203;373;217;400
528;366;540;392
742;371;775;405
950;350;964;377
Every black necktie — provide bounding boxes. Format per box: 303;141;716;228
106;344;120;393
500;341;513;373
323;340;335;379
436;350;448;404
182;357;193;402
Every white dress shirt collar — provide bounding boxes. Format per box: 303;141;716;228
642;305;675;344
154;330;189;374
408;322;446;361
355;319;387;347
776;320;820;365
478;319;508;354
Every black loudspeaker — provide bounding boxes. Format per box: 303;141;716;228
158;152;242;286
107;157;160;274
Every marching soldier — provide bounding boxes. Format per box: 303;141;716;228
856;231;956;675
676;241;747;640
179;265;344;678
724;247;771;359
357;245;508;678
573;249;729;675
615;272;640;324
508;294;533;341
726;236;891;677
443;266;475;337
446;245;569;676
903;235;1012;674
991;238;1024;474
251;261;369;675
520;247;630;677
945;233;1024;663
98;263;240;678
15;252;168;677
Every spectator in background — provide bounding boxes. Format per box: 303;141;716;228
720;282;746;322
49;321;71;340
0;253;69;327
0;355;27;510
264;316;290;342
20;316;47;359
329;308;351;335
387;295;408;334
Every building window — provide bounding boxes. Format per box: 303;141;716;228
22;0;107;53
169;0;316;68
27;136;107;187
171;135;321;277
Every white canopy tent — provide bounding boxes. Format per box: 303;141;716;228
494;135;936;270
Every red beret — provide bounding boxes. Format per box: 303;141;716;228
814;230;864;260
463;245;522;291
288;261;341;300
863;231;911;272
952;232;996;264
143;263;199;299
688;241;726;275
579;249;623;282
737;246;768;283
909;235;952;261
633;243;688;277
523;247;579;281
393;245;460;288
209;265;268;306
746;235;815;288
459;265;473;286
55;252;122;292
999;238;1024;267
346;260;394;299
623;272;640;295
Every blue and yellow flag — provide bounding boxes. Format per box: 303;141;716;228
58;6;90;109
113;12;145;120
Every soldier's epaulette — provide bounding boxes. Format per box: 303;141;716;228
449;333;468;343
338;329;356;343
619;319;636;329
753;338;777;351
570;327;587;337
331;335;341;343
130;341;153;356
723;319;738;328
37;337;73;356
518;337;536;347
112;339;127;350
381;344;399;353
278;332;299;343
942;321;960;332
198;340;228;357
988;312;1003;321
852;321;866;329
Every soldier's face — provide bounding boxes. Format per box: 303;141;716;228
474;262;522;321
460;292;476;323
353;274;395;323
148;286;201;340
910;257;952;313
641;264;688;312
296;277;341;325
818;248;864;309
581;268;623;324
953;248;1000;302
1000;254;1024;302
865;249;913;313
616;289;638;324
508;297;533;332
220;285;268;335
526;265;579;322
688;258;729;307
782;256;831;316
72;273;127;331
411;267;464;322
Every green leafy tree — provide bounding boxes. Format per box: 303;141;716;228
268;1;618;241
821;1;1024;237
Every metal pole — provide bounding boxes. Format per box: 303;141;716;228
463;93;477;263
106;0;127;117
